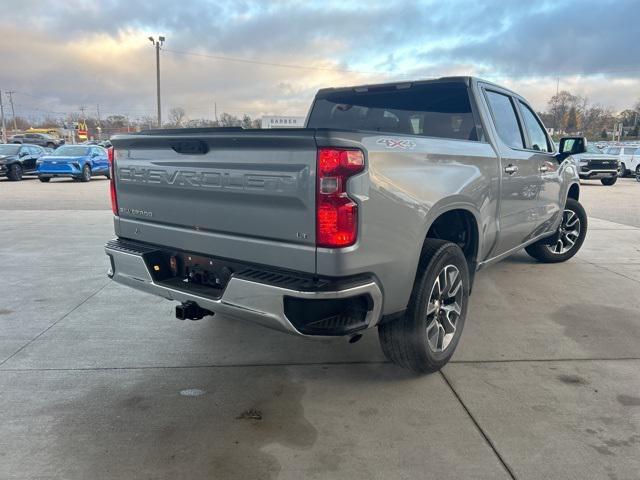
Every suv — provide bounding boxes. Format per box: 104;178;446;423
11;133;64;148
558;137;620;185
105;77;586;373
606;145;640;177
0;143;46;181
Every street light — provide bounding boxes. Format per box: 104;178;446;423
149;35;165;128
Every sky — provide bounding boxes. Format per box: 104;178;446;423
0;0;638;124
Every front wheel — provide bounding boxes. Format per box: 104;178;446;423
601;176;617;186
525;198;587;263
619;163;627;177
379;239;469;374
38;176;51;183
80;164;91;182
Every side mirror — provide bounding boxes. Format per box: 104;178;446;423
19;151;29;157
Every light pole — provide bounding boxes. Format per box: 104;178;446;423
148;36;165;128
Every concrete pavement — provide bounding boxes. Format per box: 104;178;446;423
0;177;639;479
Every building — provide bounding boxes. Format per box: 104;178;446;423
261;115;306;129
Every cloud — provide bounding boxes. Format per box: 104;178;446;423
0;0;638;124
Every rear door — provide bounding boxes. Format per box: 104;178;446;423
482;88;542;254
112;129;318;272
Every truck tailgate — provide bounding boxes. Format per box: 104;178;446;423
111;129;318;273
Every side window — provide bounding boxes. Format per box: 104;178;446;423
19;147;28;156
519;101;551;152
607;147;620;155
485;91;524;149
623;148;635;155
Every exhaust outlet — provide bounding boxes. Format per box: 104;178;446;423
176;301;214;321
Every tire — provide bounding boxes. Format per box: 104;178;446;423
379;239;469;374
636;165;640;182
105;169;111;180
7;164;23;181
38;176;51;182
80;164;91;182
601;176;617;186
46;142;55;148
525;198;587;263
619;163;626;177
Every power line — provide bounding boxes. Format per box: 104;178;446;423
163;48;384;76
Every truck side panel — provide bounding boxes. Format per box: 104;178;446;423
315;130;500;315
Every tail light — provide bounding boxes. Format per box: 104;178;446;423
108;148;118;216
316;147;364;248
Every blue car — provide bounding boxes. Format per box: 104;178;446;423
37;144;109;182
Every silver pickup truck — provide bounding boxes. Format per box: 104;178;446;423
105;77;587;373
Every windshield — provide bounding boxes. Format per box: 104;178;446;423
52;146;89;156
0;145;20;155
586;144;601;154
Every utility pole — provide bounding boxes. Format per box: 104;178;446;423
6;91;17;132
96;104;102;140
0;90;7;143
214;101;218;124
148;35;165;128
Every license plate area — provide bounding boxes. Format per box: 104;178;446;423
144;250;236;298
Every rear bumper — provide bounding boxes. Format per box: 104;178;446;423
104;239;383;337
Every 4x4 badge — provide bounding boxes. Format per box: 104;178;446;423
377;138;416;150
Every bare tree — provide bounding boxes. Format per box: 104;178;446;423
168;107;187;127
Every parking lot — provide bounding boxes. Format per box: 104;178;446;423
1;176;639;479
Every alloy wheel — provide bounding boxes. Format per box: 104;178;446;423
546;209;581;255
425;265;463;352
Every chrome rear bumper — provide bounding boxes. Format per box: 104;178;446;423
105;240;383;336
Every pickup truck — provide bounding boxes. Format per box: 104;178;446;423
558;136;620;185
105;77;586;373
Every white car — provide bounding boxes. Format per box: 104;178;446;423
605;145;640;177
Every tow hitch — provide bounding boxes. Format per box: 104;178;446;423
175;301;214;321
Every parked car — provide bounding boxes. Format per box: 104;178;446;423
631;148;640;178
11;132;64;148
0;143;46;181
37;144;109;182
605;145;640;177
105;76;586;374
558;137;620;185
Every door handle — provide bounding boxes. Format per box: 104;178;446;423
504;164;518;175
539;164;549;173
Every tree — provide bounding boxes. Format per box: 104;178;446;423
618;109;637;127
564;106;578;133
241;114;253;129
547;90;579;130
218;112;241;127
168;107;187;127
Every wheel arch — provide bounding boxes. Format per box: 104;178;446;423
419;203;481;291
567;182;580;202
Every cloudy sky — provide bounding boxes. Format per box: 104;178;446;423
1;0;638;124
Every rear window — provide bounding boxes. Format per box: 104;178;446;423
307;82;479;141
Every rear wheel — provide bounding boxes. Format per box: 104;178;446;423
525;198;587;263
38;176;51;183
379;239;469;374
601;176;617;186
7;164;23;181
80;164;91;182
